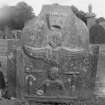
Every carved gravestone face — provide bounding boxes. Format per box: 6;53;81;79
21;4;99;98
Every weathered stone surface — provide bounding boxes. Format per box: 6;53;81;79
95;45;105;97
22;4;89;49
20;4;99;99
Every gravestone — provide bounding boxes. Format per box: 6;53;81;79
90;23;105;44
15;4;100;105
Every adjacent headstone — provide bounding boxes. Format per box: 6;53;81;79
90;23;105;44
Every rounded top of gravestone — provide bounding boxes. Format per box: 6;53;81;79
22;4;89;49
99;21;105;29
90;23;105;44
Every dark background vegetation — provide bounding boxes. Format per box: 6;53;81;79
0;2;35;30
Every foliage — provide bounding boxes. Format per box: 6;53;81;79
71;5;87;24
96;17;105;24
0;2;35;30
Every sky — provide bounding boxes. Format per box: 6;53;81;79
0;0;105;18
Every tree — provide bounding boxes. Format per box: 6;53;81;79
0;2;35;30
71;5;87;24
12;2;35;29
96;17;105;24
